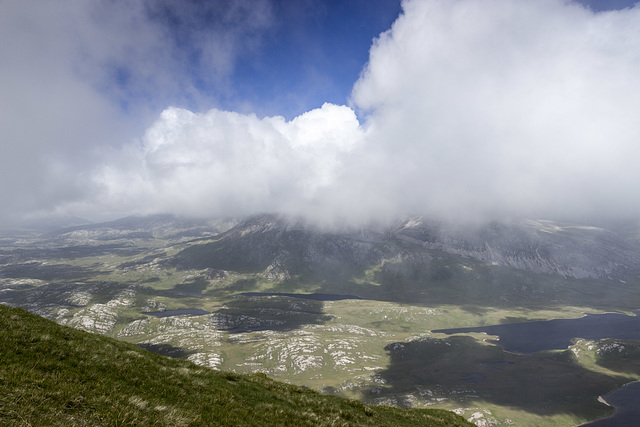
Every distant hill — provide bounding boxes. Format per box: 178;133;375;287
0;304;471;426
172;214;640;281
168;214;640;307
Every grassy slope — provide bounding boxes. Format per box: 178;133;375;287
0;304;471;427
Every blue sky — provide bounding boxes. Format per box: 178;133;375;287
1;0;640;226
91;0;640;120
228;0;402;119
580;0;639;10
99;0;403;120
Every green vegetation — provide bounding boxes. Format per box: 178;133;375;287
3;215;640;426
0;304;471;426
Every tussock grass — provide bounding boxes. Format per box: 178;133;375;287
0;304;471;426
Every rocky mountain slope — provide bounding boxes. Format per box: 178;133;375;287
170;214;640;281
392;217;640;280
166;214;640;307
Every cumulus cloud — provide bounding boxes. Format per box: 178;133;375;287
91;104;364;222
0;0;275;226
3;0;640;227
349;0;640;222
97;0;640;225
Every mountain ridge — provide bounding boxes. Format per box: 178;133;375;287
168;213;640;283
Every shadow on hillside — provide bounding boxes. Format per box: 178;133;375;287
210;293;334;333
295;255;640;314
247;252;555;308
172;276;209;294
365;335;621;419
168;221;640;312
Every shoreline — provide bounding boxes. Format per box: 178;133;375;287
577;380;640;427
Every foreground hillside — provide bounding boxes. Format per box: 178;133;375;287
0;304;470;426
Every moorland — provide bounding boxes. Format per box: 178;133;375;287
2;214;640;426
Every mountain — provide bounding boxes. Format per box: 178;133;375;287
172;214;640;279
2;213;640;426
41;214;239;242
392;217;640;280
171;214;390;278
0;303;471;426
169;214;640;307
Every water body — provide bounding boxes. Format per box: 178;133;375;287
238;292;363;301
144;308;210;318
580;381;640;427
434;312;640;425
433;312;640;353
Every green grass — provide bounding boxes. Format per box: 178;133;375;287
4;223;640;426
0;304;471;426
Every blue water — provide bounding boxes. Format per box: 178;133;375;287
580;381;640;427
434;312;640;425
433;312;640;353
238;292;363;301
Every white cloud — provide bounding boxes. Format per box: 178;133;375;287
3;0;640;227
93;104;364;221
0;0;276;226
0;1;135;224
349;0;640;222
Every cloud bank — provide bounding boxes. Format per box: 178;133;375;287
2;0;640;226
0;0;275;225
351;0;640;222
